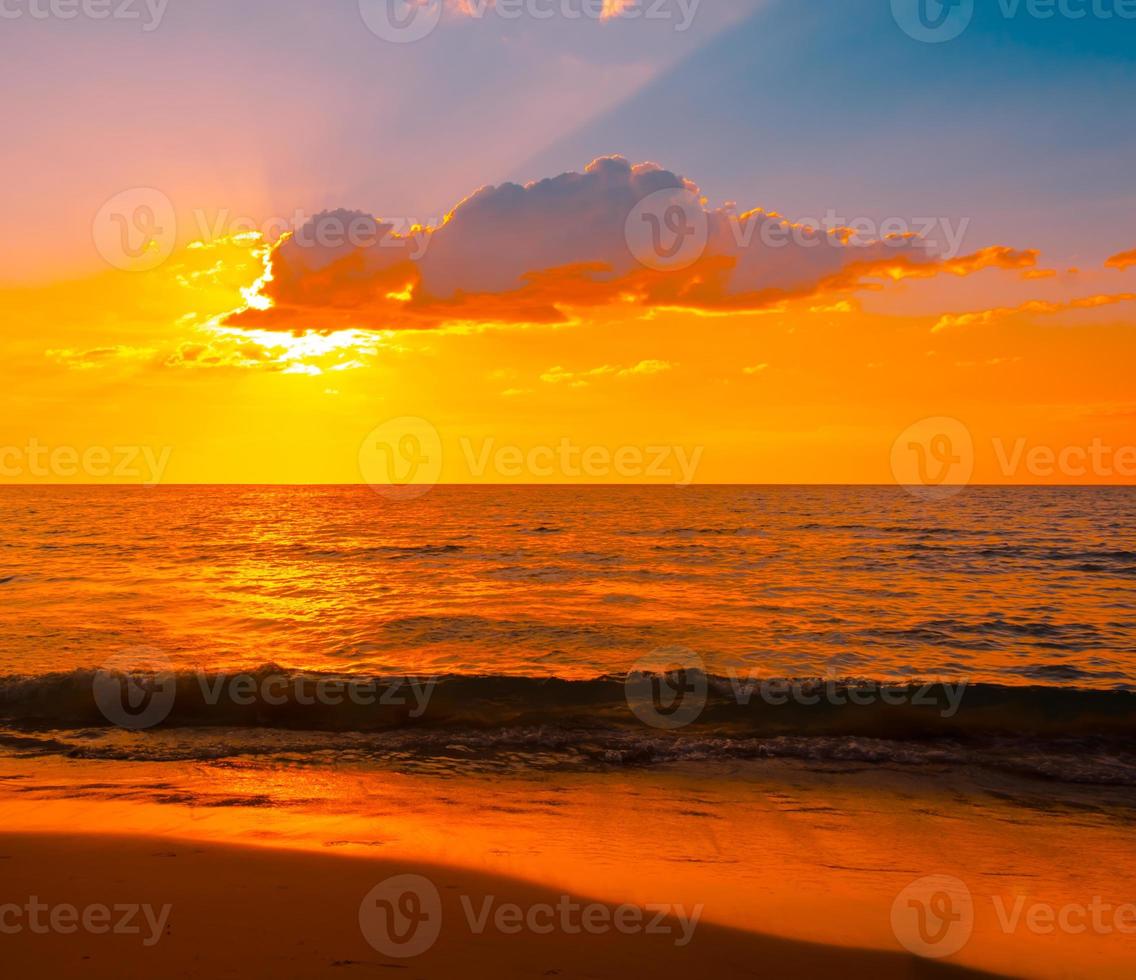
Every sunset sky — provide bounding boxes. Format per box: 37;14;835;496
3;0;1134;484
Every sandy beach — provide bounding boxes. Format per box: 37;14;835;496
0;832;1006;979
4;748;1136;979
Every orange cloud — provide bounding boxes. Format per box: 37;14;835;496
601;0;637;16
47;345;156;369
539;359;671;387
1105;248;1136;271
933;292;1136;332
224;157;1038;334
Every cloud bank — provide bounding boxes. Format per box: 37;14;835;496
225;157;1037;334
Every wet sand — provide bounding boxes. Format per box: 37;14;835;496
4;753;1136;978
0;833;1002;979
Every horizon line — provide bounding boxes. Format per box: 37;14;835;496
1;483;1133;489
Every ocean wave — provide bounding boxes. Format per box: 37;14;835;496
0;668;1132;741
2;723;1134;787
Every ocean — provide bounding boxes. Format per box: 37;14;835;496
0;485;1133;783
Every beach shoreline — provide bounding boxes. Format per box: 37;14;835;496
0;832;1003;979
3;751;1136;978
